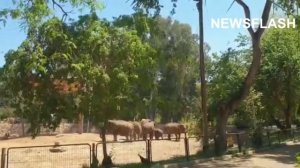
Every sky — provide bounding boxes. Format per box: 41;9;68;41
0;0;267;67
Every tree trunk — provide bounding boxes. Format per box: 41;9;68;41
215;105;229;155
284;108;292;129
196;0;209;152
214;0;272;154
77;112;84;134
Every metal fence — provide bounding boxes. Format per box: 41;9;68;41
95;140;148;165
0;136;204;167
5;143;91;168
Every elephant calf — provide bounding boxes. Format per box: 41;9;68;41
107;120;134;141
163;123;186;141
141;119;154;140
154;128;163;140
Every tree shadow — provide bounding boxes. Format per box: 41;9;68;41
253;143;300;165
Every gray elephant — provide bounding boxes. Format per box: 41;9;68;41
131;121;142;140
154;128;163;140
106;120;134;141
141;119;154;140
163;122;186;141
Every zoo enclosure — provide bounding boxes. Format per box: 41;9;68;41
1;136;201;168
2;128;296;168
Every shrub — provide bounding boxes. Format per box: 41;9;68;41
251;126;263;148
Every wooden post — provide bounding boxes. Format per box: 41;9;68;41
1;148;6;168
184;133;190;160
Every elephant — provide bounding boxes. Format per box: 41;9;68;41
154;128;163;140
131;121;142;140
163;122;186;141
106;120;134;141
141;119;155;140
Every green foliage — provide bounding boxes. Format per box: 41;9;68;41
1;14;156;136
0;107;14;120
0;0;103;29
251;125;264;148
257;27;300;126
234;89;264;129
208;42;250;118
180;112;201;136
296;152;300;166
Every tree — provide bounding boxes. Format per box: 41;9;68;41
114;14;202;122
130;0;272;154
1;14;156;136
257;27;300;129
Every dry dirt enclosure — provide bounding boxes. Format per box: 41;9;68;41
0;133;202;167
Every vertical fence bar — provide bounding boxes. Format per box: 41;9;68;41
184;135;190;160
149;140;152;163
1;148;6;168
145;140;152;163
267;131;271;146
92;143;95;165
237;133;242;153
277;131;281;144
293;129;295;142
146;140;149;162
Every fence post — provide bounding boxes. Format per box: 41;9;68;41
1;148;6;168
277;131;281;144
236;133;242;153
293;129;295;142
146;140;152;163
267;131;271;146
92;143;95;163
184;133;190;160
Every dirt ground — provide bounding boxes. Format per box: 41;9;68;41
166;141;300;168
0;133;202;168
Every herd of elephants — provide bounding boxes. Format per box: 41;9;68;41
105;119;186;141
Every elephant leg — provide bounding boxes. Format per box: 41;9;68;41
168;134;171;140
150;132;153;140
143;133;146;140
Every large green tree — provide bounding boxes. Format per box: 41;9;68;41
257;27;300;129
1;14;156;136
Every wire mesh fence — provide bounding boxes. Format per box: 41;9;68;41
6;143;91;168
5;129;300;168
151;138;185;162
188;137;202;156
96;140;147;165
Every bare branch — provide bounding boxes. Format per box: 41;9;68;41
227;0;235;13
51;0;71;21
256;0;273;38
235;0;255;37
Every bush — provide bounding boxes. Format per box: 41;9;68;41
0;107;14;120
296;152;300;167
251;126;263;148
180;113;201;137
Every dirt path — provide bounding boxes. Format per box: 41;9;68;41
166;142;299;168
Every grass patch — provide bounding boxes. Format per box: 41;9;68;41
296;152;300;168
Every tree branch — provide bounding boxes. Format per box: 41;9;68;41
235;0;255;37
51;0;70;21
256;0;273;38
